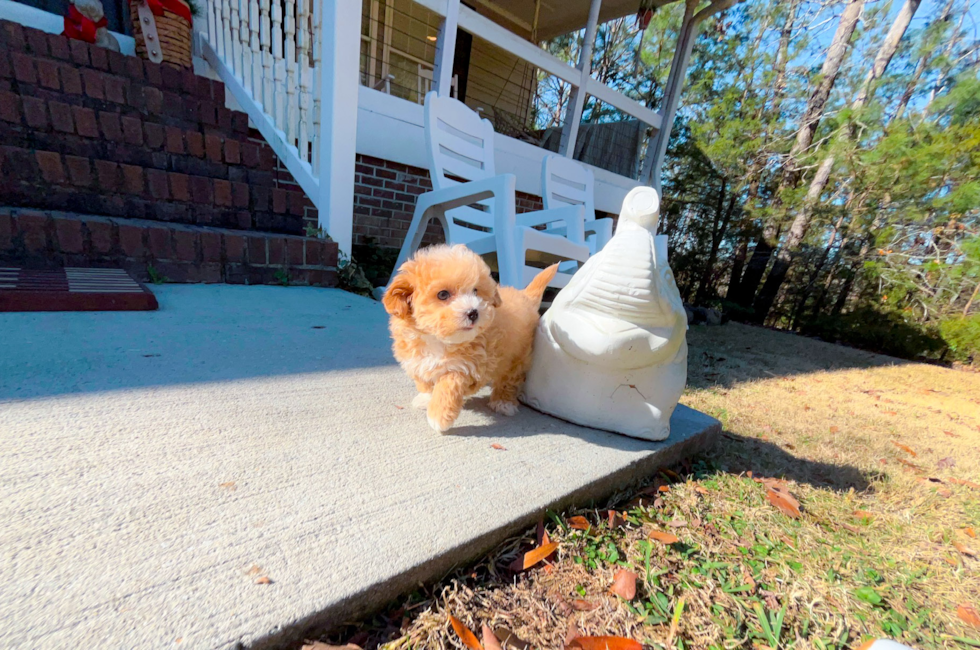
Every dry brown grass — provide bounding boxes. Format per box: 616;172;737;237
307;324;980;650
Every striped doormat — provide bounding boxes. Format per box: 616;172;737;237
0;267;158;312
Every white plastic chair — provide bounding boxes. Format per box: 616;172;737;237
390;92;590;289
541;155;614;256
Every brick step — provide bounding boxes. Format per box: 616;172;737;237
0;208;339;287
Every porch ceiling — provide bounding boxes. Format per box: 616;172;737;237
469;0;683;41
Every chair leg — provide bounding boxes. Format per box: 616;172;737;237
492;185;521;289
389;204;446;285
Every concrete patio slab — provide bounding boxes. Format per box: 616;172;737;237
0;285;719;650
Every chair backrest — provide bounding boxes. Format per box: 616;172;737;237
423;91;498;238
541;155;595;219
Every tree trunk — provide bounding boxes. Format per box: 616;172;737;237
752;0;920;320
739;0;863;312
727;236;749;302
790;213;847;329
696;183;738;304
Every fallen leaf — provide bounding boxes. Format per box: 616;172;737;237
564;620;579;647
481;625;503;650
840;523;861;533
607;510;625;529
937;487;953;498
567;637;642;650
219;481;237;491
965;527;976;538
883;410;898;416
649;530;680;544
766;487;801;519
945;556;960;567
898;458;923;471
830;426;840;433
246;565;261;575
950;478;980;490
958;604;980;628
609;569;637;600
493;628;530;650
891;441;917;457
937;456;956;469
301;643;362;650
511;541;559;571
943;430;959;438
661;468;681;481
667;519;687;528
394;405;405;410
254;576;272;585
491;443;506;450
746;470;754;478
658;485;671;493
953;541;977;557
571;599;599;611
449;616;482;650
567;516;591;531
694;486;709;495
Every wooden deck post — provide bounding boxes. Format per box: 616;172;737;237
433;0;460;97
558;0;601;158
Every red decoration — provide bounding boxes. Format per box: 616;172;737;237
63;5;107;43
146;0;193;25
637;9;653;31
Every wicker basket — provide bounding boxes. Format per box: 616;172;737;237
130;0;192;68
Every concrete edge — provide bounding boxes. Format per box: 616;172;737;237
248;414;721;650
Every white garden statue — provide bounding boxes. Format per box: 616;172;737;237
520;186;688;440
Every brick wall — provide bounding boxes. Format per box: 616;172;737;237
0;20;311;237
352;154;544;251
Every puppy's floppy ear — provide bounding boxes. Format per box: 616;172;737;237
383;266;415;319
492;286;502;307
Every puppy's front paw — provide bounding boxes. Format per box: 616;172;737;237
427;412;455;433
489;400;519;416
411;393;432;410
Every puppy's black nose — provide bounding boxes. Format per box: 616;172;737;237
467;309;479;323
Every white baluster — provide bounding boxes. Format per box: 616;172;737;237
206;0;215;54
271;0;284;129
284;0;297;145
238;0;250;89
259;0;272;111
296;0;310;162
311;0;321;173
222;0;233;64
249;0;261;100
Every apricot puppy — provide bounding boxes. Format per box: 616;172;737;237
383;244;557;432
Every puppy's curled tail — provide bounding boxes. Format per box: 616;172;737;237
522;263;559;306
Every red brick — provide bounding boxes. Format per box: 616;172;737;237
35;151;64;183
16;211;48;252
247;236;266;266
213;179;232;206
185;131;204;157
173;230;198;262
94;160;121;191
305;238;321;266
65;155;92;187
201;231;221;262
204;134;222;162
49;101;74;133
36;58;59;90
147;168;169;199
224;139;240;164
98;111;122;141
89;44;107;70
189;175;211;204
199;101;217;125
81;68;104;99
48;34;71;60
232;182;249;208
107;50;127;76
161;64;182;89
72;106;98;138
121;164;144;194
121;116;142;146
54;217;84;253
0;51;10;80
142;86;162;113
288;191;306;216
119;224;144;257
68;39;89;66
11;53;37;85
162;126;183;154
143;122;164;149
287;238;304;265
169;173;190;202
272;189;288;214
259;147;275;171
242;142;260;167
87;219;113;254
224;233;245;262
267;237;285;265
236;211;252;229
0;91;19;123
143;60;162;85
148;226;172;259
25;28;49;56
323;242;338;267
0;212;11;251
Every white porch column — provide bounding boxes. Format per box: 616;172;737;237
559;0;601;157
316;0;361;256
433;0;460;96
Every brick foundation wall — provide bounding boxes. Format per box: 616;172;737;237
0;207;337;286
352;154;544;251
0;20;312;237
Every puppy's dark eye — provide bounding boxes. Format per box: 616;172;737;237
437;290;450;300
472;288;478;294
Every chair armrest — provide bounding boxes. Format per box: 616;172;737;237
518;205;586;243
416;175;516;214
